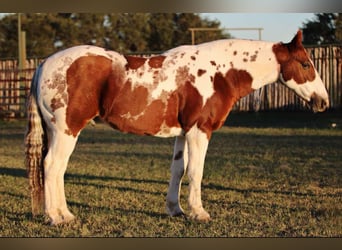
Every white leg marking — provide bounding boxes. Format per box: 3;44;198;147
166;136;188;216
44;132;77;225
186;126;210;222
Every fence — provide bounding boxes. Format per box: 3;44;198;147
0;45;341;119
0;58;42;118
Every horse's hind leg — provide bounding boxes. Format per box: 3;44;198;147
44;130;78;225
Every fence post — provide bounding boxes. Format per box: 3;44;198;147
18;13;27;117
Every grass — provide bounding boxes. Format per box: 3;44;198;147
0;112;341;237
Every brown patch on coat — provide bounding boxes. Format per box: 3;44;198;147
103;79;181;136
47;71;68;112
174;150;183;160
124;55;147;70
113;81;150;117
107;100;166;136
189;74;195;84
175;66;195;86
197;69;207;77
272;30;315;84
190;55;196;60
250;54;257;62
148;55;166;68
176;81;203;133
164;92;181;129
64;129;73;136
210;61;216;66
50;97;65;112
104;83;183;136
225;69;254;99
65;55;114;137
197;69;253;138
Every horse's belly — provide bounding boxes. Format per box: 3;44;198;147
154;124;183;138
107;114;183;138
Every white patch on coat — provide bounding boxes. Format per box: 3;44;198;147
280;68;329;102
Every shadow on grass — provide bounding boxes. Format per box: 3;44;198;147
1;166;338;199
69;179;166;197
204;182;341;198
0;207;34;223
65;171;168;186
67;200;170;219
73;149;172;161
1;166;339;228
0;166;26;178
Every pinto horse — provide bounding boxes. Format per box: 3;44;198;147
25;30;329;225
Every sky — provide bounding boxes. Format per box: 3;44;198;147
201;13;316;42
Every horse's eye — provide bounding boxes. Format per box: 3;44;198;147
301;61;311;69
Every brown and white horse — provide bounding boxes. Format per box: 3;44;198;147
25;30;329;225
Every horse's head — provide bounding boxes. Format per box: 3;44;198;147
273;30;329;112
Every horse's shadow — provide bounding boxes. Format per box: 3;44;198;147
1;166;337;199
1;166;338;224
0;166;26;178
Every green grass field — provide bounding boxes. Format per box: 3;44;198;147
0;112;341;237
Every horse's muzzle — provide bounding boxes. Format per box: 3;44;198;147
309;92;329;113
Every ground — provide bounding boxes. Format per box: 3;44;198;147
0;111;341;237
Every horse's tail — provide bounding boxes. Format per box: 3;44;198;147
24;64;47;216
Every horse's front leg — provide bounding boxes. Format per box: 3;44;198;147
166;135;188;216
185;126;210;222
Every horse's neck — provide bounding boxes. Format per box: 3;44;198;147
213;40;281;90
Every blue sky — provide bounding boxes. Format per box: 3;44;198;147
201;13;316;42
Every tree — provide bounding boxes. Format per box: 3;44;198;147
0;13;230;58
113;13;152;52
335;14;342;43
173;13;230;46
148;13;176;51
0;13;80;58
301;13;341;45
23;14;77;57
0;14;18;58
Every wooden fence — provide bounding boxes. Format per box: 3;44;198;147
0;45;341;119
0;58;42;118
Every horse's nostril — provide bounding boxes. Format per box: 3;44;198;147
324;99;330;109
320;99;329;111
322;101;326;109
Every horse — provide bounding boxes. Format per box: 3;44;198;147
25;30;329;225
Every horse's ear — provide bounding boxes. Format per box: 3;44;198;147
290;30;303;47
